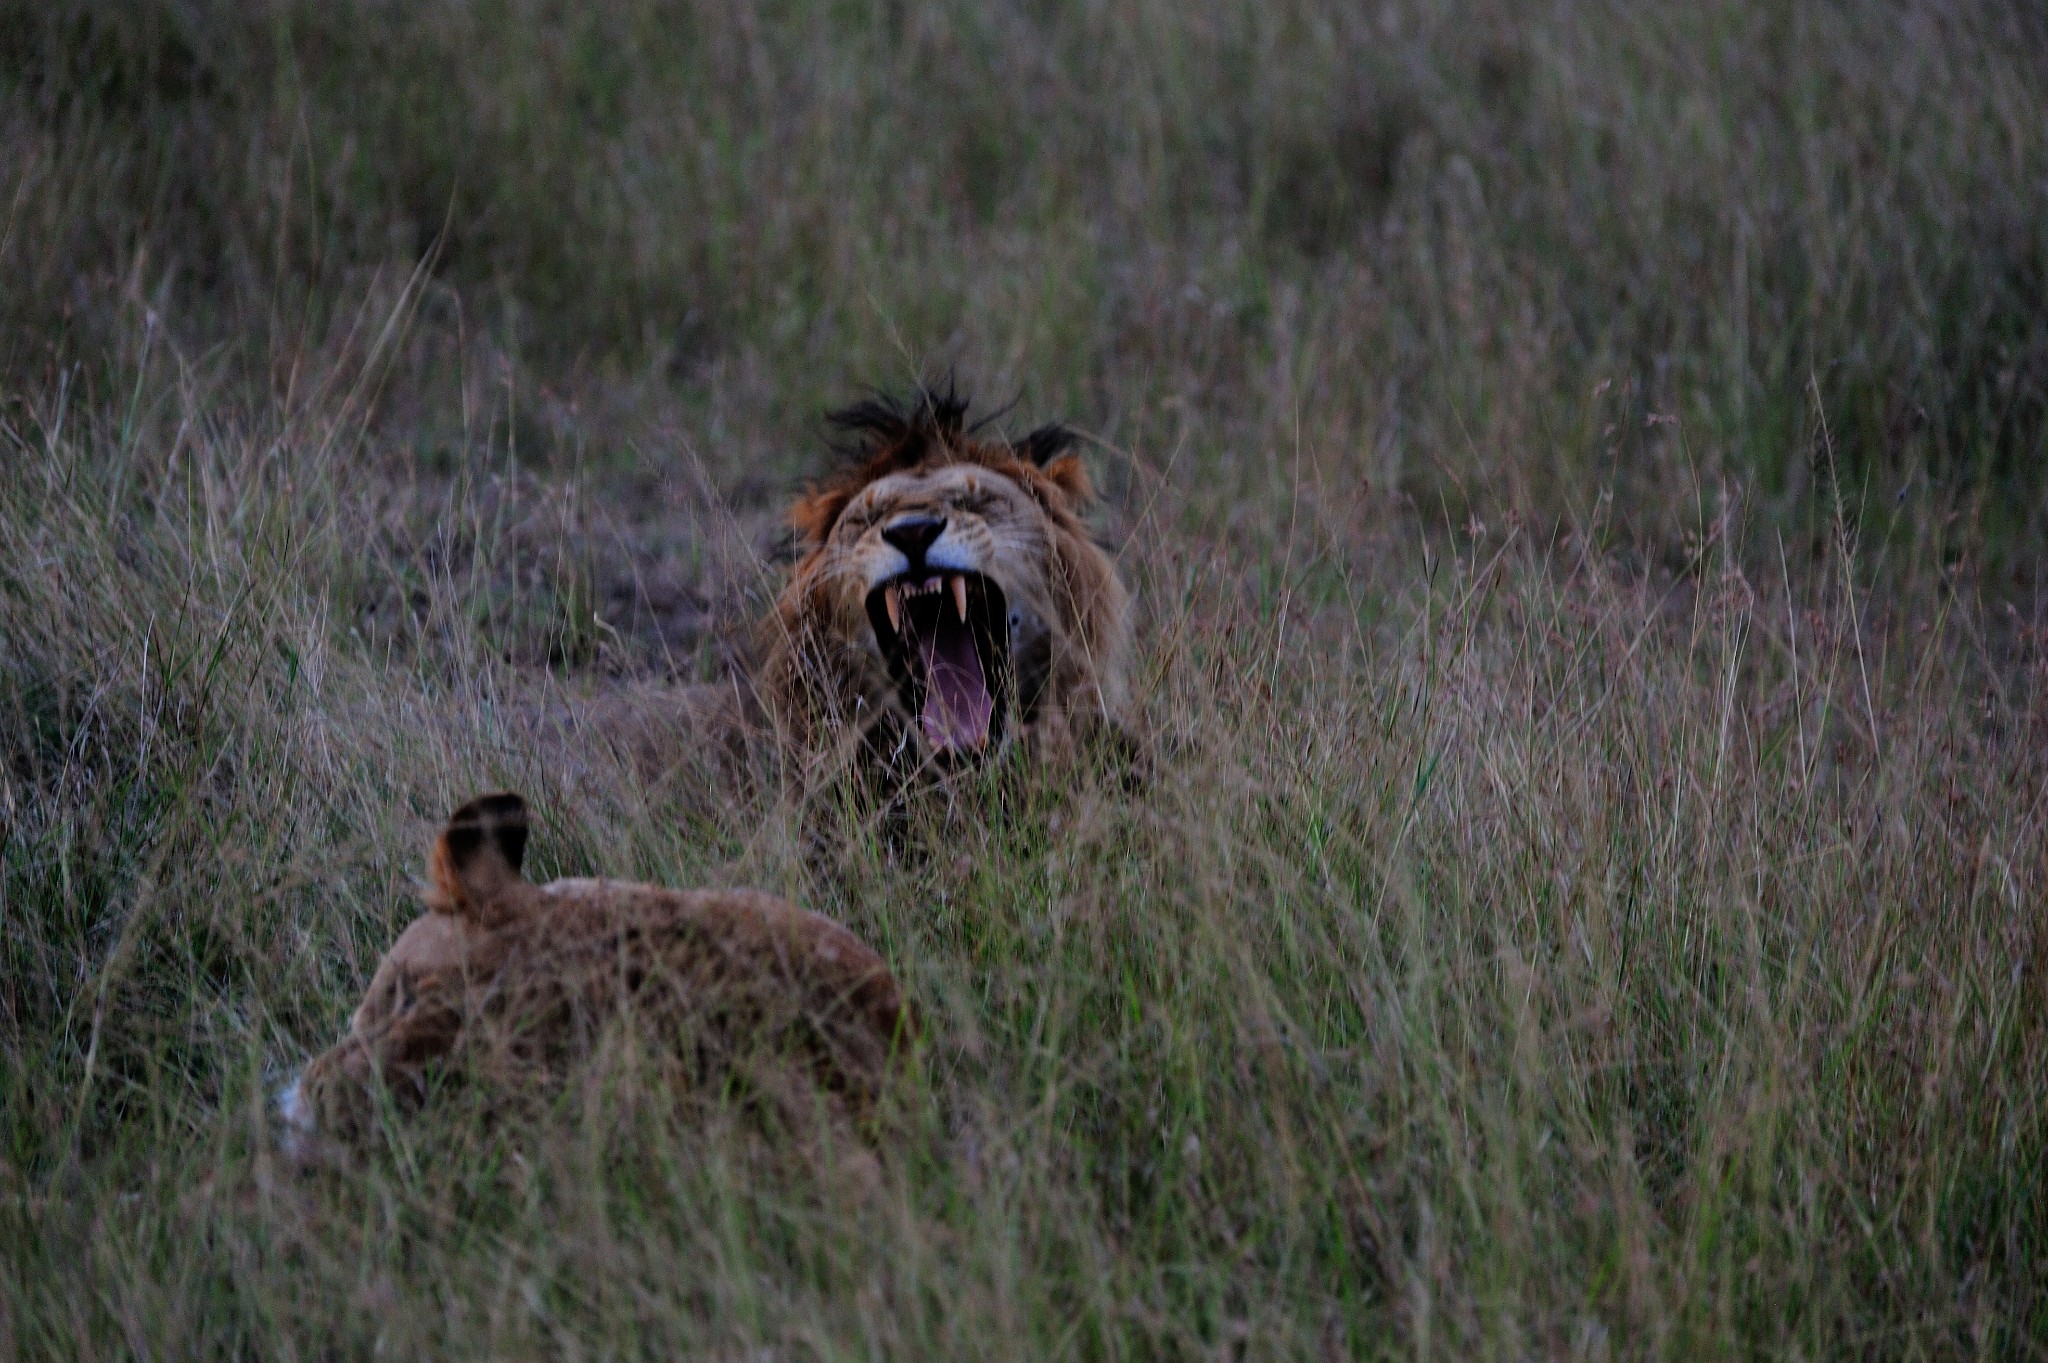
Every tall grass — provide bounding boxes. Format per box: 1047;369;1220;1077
5;1;2046;536
3;1;2046;1357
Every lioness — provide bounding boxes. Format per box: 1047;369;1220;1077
762;385;1133;768
280;793;912;1153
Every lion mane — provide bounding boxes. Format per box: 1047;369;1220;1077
762;385;1133;769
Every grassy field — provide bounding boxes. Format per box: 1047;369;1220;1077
4;1;2047;1356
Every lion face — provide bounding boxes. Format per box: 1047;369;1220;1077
767;390;1132;765
816;462;1065;755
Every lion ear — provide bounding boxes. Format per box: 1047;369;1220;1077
789;488;852;545
426;792;530;922
1039;452;1093;507
1015;422;1080;468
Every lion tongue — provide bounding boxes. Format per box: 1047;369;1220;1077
917;616;993;753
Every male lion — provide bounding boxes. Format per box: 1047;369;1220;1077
762;386;1133;768
280;793;912;1154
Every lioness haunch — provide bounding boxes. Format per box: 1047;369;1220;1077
280;794;913;1154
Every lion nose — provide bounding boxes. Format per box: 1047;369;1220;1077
880;515;946;571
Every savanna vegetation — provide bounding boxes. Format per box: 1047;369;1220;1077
3;1;2046;1356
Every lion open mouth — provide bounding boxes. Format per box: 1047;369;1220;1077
865;573;1009;756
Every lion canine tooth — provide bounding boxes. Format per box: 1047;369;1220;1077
884;583;902;634
950;575;968;622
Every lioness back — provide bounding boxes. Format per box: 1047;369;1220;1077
281;793;913;1154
